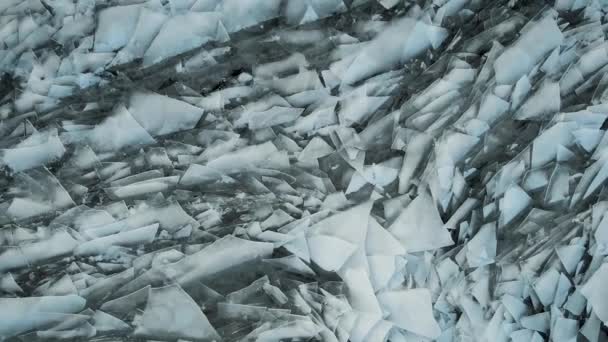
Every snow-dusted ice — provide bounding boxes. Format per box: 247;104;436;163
1;0;608;341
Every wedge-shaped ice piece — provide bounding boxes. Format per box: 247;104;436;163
308;235;357;272
99;200;196;238
143;12;223;66
61;105;155;152
205;141;281;172
595;210;608;250
217;303;291;321
502;294;528;321
134;284;219;341
530;122;576;168
377;288;441;339
581;312;602;342
466;222;497;268
0;273;22;294
256;318;322;342
5;167;75;221
342;18;447;85
219;0;281;32
398;131;433;193
80;268;135;304
339;95;389;126
263;255;315;277
347;312;382;342
179;164;234;187
105;176;179;200
309;201;372;245
346;162;399;194
367;255;399;291
0;230;78;272
244;106;304;130
287;104;338;135
499;185;531;227
515;80;560;120
298;137;334;168
551;317;578;342
34;274;77;296
510;329;534;342
91;310;130;334
341;267;382;315
174;236;274;287
94;4;141;52
256;70;323;96
75;223;158;256
36;321;96;340
533;268;560;307
494;16;563;84
366;216;405;255
52;205;116;232
435;131;479;166
581;263;608;323
112;8;167;65
521;312;550;333
388;189;453;252
0;295;86;338
556;244;585;274
0;129;65;172
128;92;204;136
100;285;150;318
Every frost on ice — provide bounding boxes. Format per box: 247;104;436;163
2;0;608;341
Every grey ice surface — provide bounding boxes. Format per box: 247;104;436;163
0;0;608;341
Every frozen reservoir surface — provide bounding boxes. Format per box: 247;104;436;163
0;0;608;341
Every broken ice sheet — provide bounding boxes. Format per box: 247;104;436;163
4;0;608;341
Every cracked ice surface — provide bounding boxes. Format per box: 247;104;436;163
1;0;608;341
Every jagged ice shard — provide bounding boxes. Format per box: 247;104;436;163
1;0;608;341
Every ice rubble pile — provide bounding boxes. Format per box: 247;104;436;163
2;0;608;341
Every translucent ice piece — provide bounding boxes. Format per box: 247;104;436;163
104;176;179;200
142;12;223;66
61;105;155;152
5;167;75;221
533;268;560;307
0;129;65;172
128;91;204;136
263;255;316;277
91;310;130;334
218;0;281;32
499;185;532;227
342;18;447;85
514;80;560;120
388;189;453;252
466;222;497;268
34;274;78;296
0;230;78;272
308;235;357;272
377;288;442;339
174;236;274;287
581;263;608;323
397;131;433;193
365;216;405;256
256;318;322;342
0;295;86;338
244;106;304;130
134;284;220;341
94;4;141;52
0;272;22;294
74;223;158;256
112;8;167;65
494;16;563;84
